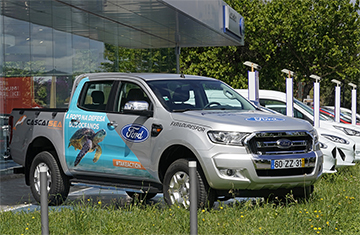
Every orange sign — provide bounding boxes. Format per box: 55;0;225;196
0;77;41;114
113;159;146;170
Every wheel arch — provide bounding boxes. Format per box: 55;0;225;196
158;144;202;183
24;137;59;185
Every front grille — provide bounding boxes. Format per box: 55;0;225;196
247;131;317;177
246;131;313;155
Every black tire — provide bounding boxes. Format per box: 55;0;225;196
268;185;314;203
292;185;314;201
126;191;157;200
163;159;215;209
29;151;70;206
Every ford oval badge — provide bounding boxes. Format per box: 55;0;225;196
121;124;149;143
246;117;285;122
277;139;293;149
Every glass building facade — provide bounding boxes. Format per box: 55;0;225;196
0;3;176;160
0;0;243;164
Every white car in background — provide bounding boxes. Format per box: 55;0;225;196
236;89;358;166
322;106;360;124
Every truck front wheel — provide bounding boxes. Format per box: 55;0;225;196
29;151;70;206
163;159;215;209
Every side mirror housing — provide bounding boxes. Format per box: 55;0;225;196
123;101;153;117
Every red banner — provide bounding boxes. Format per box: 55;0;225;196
0;77;41;114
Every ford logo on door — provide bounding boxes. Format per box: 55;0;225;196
121;124;149;143
277;139;292;149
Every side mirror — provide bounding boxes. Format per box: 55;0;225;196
123;101;153;117
124;101;149;111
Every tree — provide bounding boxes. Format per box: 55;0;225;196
181;0;360;109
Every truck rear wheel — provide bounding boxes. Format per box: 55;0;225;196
163;159;215;209
29;151;70;206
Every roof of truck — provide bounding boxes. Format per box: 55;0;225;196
77;72;218;82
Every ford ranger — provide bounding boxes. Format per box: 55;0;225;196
9;73;323;208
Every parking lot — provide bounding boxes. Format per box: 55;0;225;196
0;171;166;212
1;169;251;213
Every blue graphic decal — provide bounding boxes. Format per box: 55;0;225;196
246;117;285;122
121;124;149;143
65;112;154;178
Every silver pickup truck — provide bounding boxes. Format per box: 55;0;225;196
9;73;323;208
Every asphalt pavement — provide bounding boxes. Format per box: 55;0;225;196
0;161;251;213
0;172;166;212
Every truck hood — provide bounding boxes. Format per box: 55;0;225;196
171;110;313;132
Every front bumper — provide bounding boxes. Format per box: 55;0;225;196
335;144;356;167
201;149;323;191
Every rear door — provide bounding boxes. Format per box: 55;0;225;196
64;78;156;181
64;79;117;173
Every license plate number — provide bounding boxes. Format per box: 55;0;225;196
271;159;304;169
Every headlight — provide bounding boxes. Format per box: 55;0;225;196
207;131;250;146
321;134;350;144
333;125;360;137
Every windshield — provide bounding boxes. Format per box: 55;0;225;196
147;79;256;112
294;99;329;121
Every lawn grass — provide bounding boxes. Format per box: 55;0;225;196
1;163;359;234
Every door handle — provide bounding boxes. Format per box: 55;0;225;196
107;121;118;128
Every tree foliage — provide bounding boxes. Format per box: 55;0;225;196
181;0;360;108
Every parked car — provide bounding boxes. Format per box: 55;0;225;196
322;106;360;124
317;107;353;125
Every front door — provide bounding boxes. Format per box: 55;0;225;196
105;81;155;180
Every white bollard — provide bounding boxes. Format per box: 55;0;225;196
335;86;341;123
351;87;357;125
313;81;320;128
286;77;293;117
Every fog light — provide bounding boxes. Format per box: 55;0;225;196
226;169;235;176
219;168;246;179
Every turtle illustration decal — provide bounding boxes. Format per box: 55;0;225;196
68;128;107;166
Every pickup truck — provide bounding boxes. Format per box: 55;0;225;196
9;73;323;208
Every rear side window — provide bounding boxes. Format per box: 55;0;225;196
78;81;114;111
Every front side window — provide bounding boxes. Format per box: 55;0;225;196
115;82;151;113
78;81;114;111
148;79;255;112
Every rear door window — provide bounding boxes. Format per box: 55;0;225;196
78;81;114;112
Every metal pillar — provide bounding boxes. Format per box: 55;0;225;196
40;166;49;235
176;46;181;74
189;161;197;235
